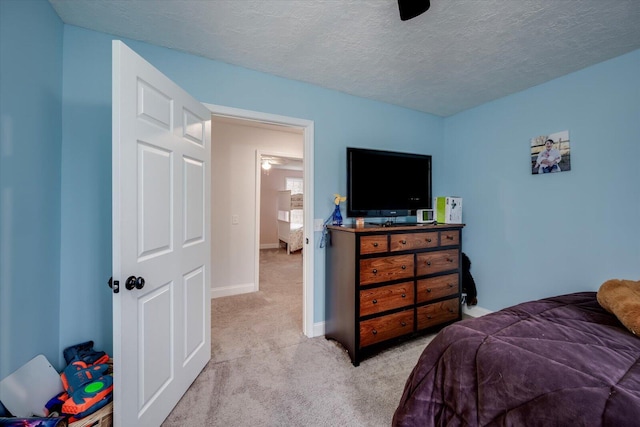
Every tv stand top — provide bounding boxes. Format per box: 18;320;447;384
327;222;464;233
373;221;419;227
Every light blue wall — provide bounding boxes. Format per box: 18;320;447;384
58;26;444;357
442;49;640;311
58;25;114;367
0;0;63;378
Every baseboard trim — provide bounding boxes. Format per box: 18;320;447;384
260;243;280;250
462;304;493;317
211;283;256;299
312;321;325;338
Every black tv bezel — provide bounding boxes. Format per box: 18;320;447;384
346;147;432;218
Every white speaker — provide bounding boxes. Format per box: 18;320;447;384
416;209;435;224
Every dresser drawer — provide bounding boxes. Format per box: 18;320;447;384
390;232;438;252
360;235;388;254
360;281;414;316
360;309;414;347
439;229;460;246
360;254;414;286
416;249;459;276
417;273;459;303
416;298;459;330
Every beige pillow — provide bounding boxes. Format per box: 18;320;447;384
597;279;640;336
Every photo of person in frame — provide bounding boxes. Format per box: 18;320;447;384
530;130;571;175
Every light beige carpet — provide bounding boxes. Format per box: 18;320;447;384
162;249;435;427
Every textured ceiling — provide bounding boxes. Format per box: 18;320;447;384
49;0;640;117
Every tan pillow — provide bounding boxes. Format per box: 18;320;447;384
597;279;640;336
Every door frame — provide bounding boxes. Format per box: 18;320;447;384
204;103;315;338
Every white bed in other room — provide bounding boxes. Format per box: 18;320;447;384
277;190;303;254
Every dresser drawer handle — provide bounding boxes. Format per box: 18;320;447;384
372;299;378;304
401;265;406;270
373;242;378;247
401;293;406;298
426;261;431;266
448;283;454;288
426;288;432;293
372;329;378;335
446;235;454;240
372;269;378;274
448;308;454;313
401;240;407;244
401;321;407;327
446;258;453;263
427;315;433;320
426;238;432;243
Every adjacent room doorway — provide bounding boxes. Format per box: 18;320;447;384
206;104;315;338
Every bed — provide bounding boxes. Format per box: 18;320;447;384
393;291;640;426
277;190;303;254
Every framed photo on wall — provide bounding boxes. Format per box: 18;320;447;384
530;130;571;175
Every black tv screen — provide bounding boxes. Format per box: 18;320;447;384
347;147;432;218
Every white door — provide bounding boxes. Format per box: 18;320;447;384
112;41;211;426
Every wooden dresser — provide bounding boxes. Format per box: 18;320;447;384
325;223;464;366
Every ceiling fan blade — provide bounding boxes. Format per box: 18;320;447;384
398;0;430;21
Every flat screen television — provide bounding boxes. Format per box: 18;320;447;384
347;147;432;219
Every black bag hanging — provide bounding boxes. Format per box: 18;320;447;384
462;252;478;306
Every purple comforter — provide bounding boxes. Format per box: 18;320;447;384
393;292;640;426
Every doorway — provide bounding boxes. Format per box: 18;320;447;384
257;151;303;253
206;104;315;338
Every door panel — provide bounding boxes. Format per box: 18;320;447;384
137;79;172;129
183;267;206;360
139;284;173;410
138;142;173;258
112;40;211;426
183;157;205;245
